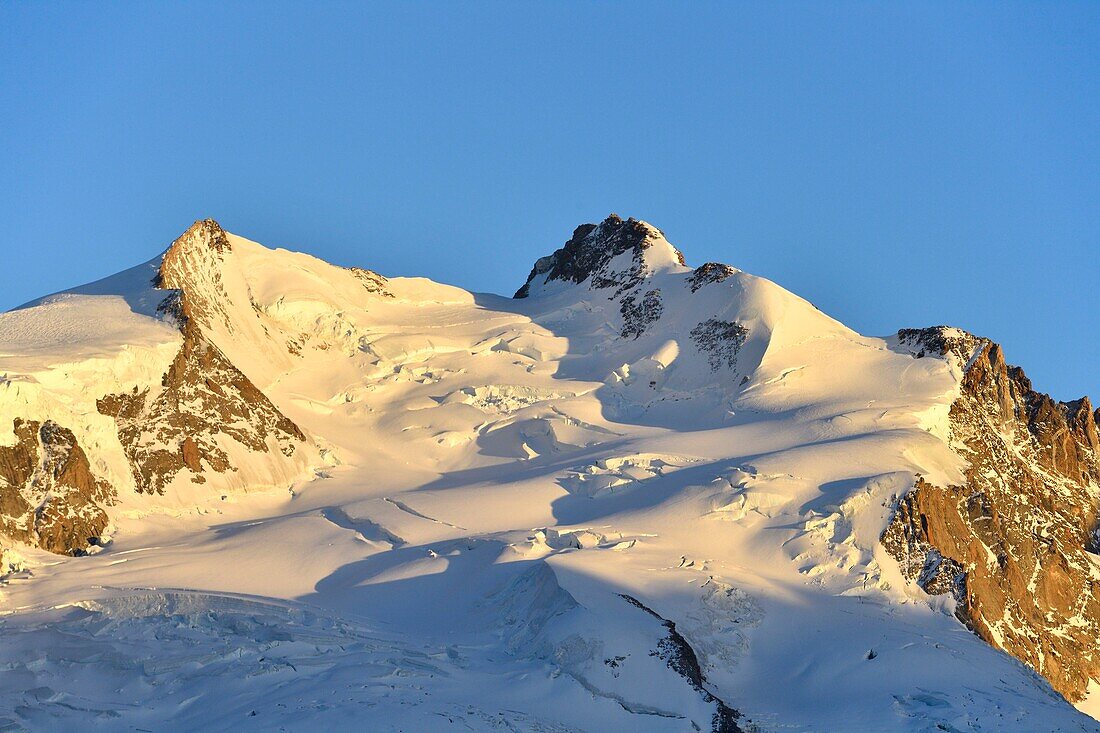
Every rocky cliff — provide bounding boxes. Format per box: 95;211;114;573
96;323;307;495
883;326;1100;701
0;418;112;556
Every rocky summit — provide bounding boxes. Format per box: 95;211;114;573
0;218;1097;732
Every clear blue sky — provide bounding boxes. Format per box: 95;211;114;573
2;2;1097;401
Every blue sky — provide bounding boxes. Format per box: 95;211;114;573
2;2;1097;400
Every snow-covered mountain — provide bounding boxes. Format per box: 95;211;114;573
0;215;1098;732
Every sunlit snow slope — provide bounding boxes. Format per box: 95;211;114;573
0;216;1096;732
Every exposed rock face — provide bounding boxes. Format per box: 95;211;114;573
98;219;310;495
619;289;664;339
155;219;236;332
0;418;112;555
896;326;982;365
514;214;685;299
0;219;315;558
620;594;744;733
690;319;749;371
97;324;306;494
883;326;1100;701
688;263;737;293
347;267;393;297
880;478;971;617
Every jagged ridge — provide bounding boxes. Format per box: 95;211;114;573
884;326;1100;700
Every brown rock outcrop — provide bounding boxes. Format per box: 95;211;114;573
619;289;664;339
883;327;1100;701
98;322;306;494
0;418;112;555
155;218;235;330
690;319;749;372
347;267;393;297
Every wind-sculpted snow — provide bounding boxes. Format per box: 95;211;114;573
0;218;1097;731
559;453;701;498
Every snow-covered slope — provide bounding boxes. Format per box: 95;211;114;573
0;216;1096;732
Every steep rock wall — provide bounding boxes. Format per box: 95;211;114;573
883;327;1100;700
0;418;112;555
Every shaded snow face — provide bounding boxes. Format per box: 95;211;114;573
0;218;1097;732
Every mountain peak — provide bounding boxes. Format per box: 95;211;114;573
171;218;231;255
154;219;239;333
514;214;687;298
154;219;231;294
